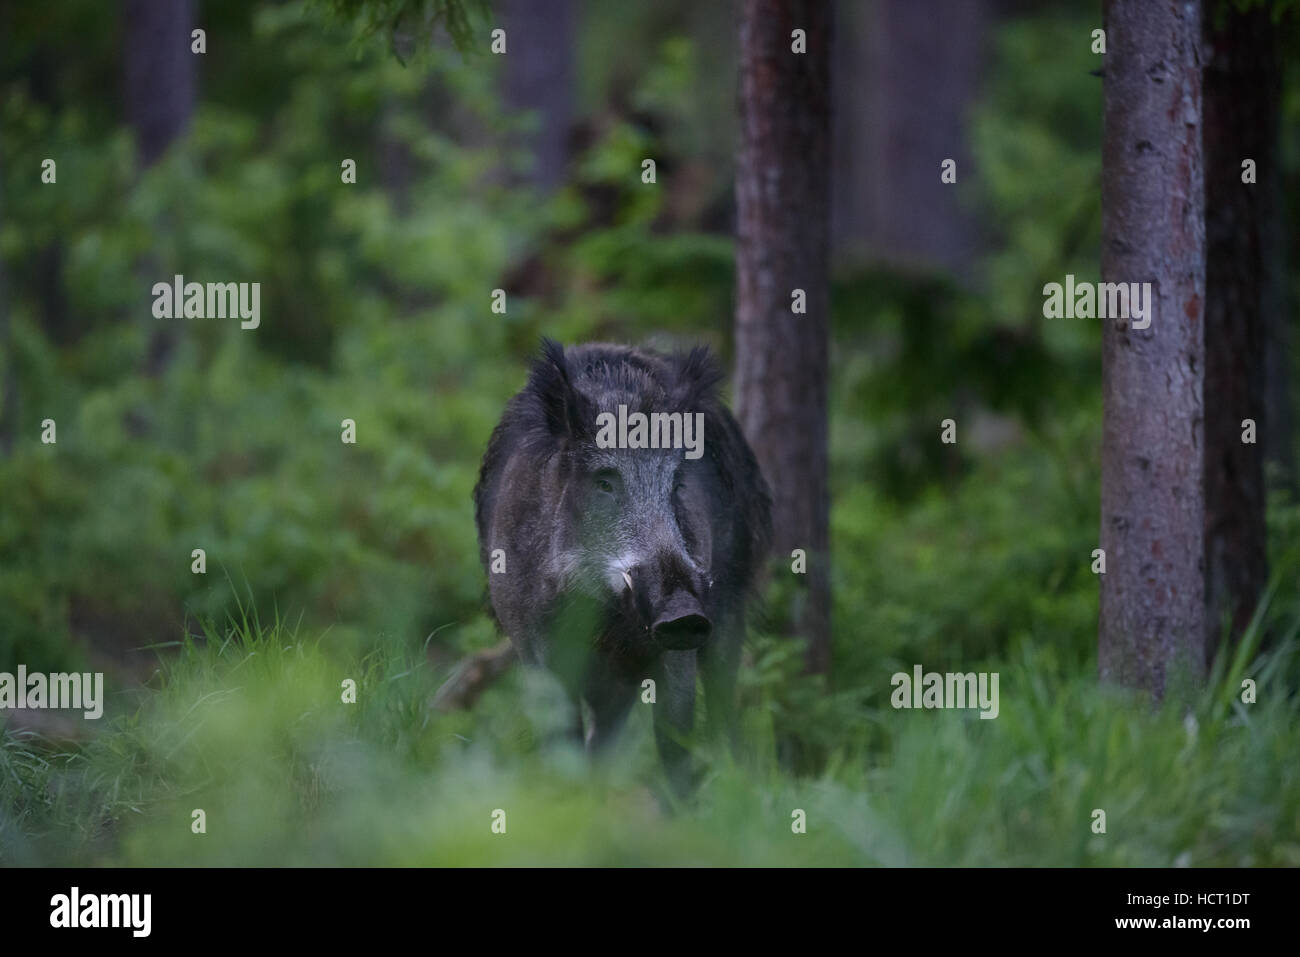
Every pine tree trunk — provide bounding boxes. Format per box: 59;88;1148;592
1098;0;1205;696
124;0;197;168
124;0;196;376
501;0;574;190
1202;1;1277;661
0;252;13;456
734;0;832;674
830;0;986;277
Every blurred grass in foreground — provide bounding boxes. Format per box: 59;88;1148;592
3;591;1297;866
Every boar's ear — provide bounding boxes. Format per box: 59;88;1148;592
531;338;592;440
673;346;725;409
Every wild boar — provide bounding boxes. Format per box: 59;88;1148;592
473;339;771;788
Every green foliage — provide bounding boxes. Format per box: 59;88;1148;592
970;11;1102;379
314;0;493;58
0;0;533;673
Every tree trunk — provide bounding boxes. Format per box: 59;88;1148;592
831;0;986;278
1261;145;1293;493
1098;0;1205;696
734;0;832;674
1251;4;1294;494
124;0;197;169
500;0;574;190
828;0;870;262
26;51;74;345
123;0;196;376
1202;1;1278;662
0;249;14;457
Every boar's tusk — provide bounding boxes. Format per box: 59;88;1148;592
621;570;634;592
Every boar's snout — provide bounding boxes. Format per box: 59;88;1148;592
650;592;712;650
621;551;713;650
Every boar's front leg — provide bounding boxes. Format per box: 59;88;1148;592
579;664;637;752
697;612;744;746
652;649;697;796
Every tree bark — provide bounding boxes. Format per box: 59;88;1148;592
0;248;14;457
1098;0;1205;696
1202;1;1277;662
124;0;197;169
26;50;74;344
831;0;987;278
734;0;832;674
1260;138;1293;492
500;0;574;190
123;0;196;376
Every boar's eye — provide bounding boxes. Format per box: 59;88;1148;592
593;469;619;496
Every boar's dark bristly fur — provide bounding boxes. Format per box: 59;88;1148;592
473;339;771;789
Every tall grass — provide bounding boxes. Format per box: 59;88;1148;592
4;590;1296;866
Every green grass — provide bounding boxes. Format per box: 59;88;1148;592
3;594;1296;866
